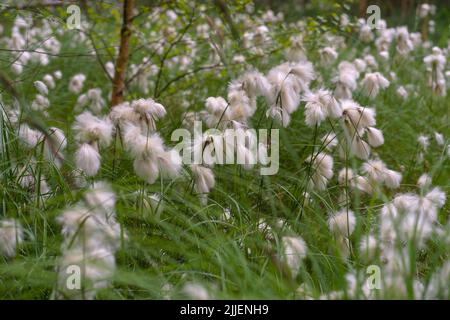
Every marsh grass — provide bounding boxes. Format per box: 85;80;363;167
0;2;448;299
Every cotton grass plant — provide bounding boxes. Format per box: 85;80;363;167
0;1;448;300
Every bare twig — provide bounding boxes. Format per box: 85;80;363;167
85;31;114;83
156;64;221;98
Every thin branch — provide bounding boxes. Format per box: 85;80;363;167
85;30;114;83
153;6;196;98
155;64;221;98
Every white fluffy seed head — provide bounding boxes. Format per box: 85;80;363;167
181;283;211;300
241;70;272;100
123;122;165;158
396;86;408;99
306;152;334;191
304;99;326;126
289;60;316;90
34;80;48;95
48;127;67;150
18;124;42;149
425;187;446;208
72;111;113;146
367;127;384;147
353;58;367;72
31;94;50;111
434;132;444;146
350;136;371;160
75;143;101;177
393;193;420;213
134;157;159;184
328;209;356;237
69;73;86;94
320;46;338;64
353;175;374;194
0;219;24;258
75;94;88;110
131;98;167;120
228;89;254;121
307;151;334;177
86;88;105;114
362;159;387;183
109;102;138;125
205;96;228;116
383;169;402;189
303;89;342;127
417;173;432;188
53;70;62;79
43;74;55;89
338;168;354;185
335;61;359;94
191;165;215;194
282;236;308;278
417;135;429;151
361;72;390;98
321;132;338;150
341;100;376;130
158;149;182;179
